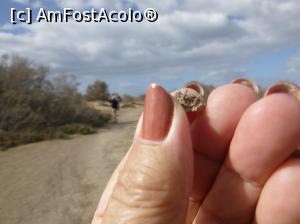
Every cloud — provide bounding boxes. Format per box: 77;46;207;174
286;50;300;75
12;0;30;4
12;0;42;8
55;0;124;10
32;1;42;8
1;0;300;94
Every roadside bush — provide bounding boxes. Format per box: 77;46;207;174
0;129;68;151
85;80;109;101
121;103;136;108
121;94;136;108
71;105;111;127
59;124;95;135
122;94;135;103
0;55;111;150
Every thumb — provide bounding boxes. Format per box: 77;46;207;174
94;84;194;224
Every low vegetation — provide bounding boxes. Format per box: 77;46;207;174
0;55;110;150
0;55;220;151
85;80;109;101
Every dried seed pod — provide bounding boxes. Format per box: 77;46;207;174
172;87;206;112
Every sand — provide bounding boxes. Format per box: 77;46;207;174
0;106;143;224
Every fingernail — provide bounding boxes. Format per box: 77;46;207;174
185;81;205;97
264;82;300;103
231;78;260;95
141;84;173;141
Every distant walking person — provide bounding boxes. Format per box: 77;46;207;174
109;95;121;122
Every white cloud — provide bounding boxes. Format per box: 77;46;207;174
12;0;42;8
32;1;42;8
1;0;300;94
12;0;30;4
55;0;123;10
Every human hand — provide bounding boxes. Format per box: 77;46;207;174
92;80;300;224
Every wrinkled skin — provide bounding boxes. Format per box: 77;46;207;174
92;81;300;224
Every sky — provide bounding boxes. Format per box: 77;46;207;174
0;0;300;95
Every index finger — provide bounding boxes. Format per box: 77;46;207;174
187;79;258;223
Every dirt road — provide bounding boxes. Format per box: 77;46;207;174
0;106;143;224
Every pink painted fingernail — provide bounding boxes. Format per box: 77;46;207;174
141;84;173;141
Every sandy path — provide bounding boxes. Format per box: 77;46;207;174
0;106;143;224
